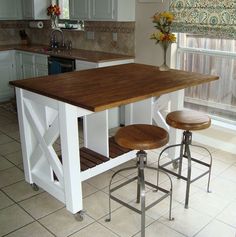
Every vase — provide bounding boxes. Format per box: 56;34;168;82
159;42;170;71
51;15;58;29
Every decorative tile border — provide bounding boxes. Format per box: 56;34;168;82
0;20;135;33
85;21;135;33
0;21;28;29
0;20;51;29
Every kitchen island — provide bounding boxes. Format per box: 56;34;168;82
10;63;218;217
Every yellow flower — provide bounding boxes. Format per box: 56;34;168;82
161;11;174;23
150;11;176;45
150;32;176;44
169;33;176;42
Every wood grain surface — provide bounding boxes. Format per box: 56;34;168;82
10;63;219;112
0;45;133;62
166;110;211;131
115;124;169;150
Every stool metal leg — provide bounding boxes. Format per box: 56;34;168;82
190;144;213;193
139;155;146;237
136;150;147;204
136;168;141;203
106;165;137;222
178;141;184;178
185;142;191;209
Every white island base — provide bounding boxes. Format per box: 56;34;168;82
16;87;183;215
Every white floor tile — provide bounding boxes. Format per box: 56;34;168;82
0;133;13;145
159;205;212;237
39;208;94;237
134;221;185;237
19;192;64;219
0;190;14;210
195;219;236;237
216;201;236;228
5;222;54;237
0;167;24;188
100;206;155;237
3;180;43;202
0;155;14;170
0;204;33;236
83;190;121;220
0;141;21;156
4;150;23;165
70;222;119;237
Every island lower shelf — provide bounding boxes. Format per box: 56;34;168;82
55;137;134;182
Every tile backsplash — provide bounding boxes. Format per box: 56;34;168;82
0;21;28;45
0;20;135;56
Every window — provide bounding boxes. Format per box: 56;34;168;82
57;0;69;19
55;0;84;30
176;33;236;125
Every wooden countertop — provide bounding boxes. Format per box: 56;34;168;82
10;63;219;112
0;45;134;63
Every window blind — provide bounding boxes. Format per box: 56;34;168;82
169;0;236;39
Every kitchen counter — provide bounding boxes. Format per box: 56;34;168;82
0;44;134;63
10;63;218;112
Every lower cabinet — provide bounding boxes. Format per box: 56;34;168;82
35;54;48;77
0;51;16;102
16;51;48;80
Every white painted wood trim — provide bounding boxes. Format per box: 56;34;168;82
59;102;83;214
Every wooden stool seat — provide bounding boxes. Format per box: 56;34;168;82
115;124;169;150
166;110;211;131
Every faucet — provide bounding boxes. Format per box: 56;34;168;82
50;28;65;49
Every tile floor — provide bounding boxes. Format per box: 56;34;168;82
0;104;236;237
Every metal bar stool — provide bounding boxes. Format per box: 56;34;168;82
158;110;213;209
106;124;174;237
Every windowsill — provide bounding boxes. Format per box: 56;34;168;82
59;27;84;32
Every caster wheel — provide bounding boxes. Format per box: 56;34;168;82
172;160;179;169
31;183;39;191
74;211;85;221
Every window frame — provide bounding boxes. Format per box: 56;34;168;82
176;33;236;128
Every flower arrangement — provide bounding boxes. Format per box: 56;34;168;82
47;4;61;17
150;11;176;70
150;11;176;45
47;4;61;28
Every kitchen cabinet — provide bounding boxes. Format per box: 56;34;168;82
70;0;90;20
0;51;16;102
16;51;48;80
22;0;50;20
21;53;35;79
0;0;22;20
70;0;135;21
35;55;48;77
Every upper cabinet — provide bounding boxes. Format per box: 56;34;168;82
0;0;22;20
70;0;90;20
91;0;113;20
69;0;135;21
22;0;50;20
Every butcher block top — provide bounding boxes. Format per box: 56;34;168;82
0;44;133;63
10;63;219;112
